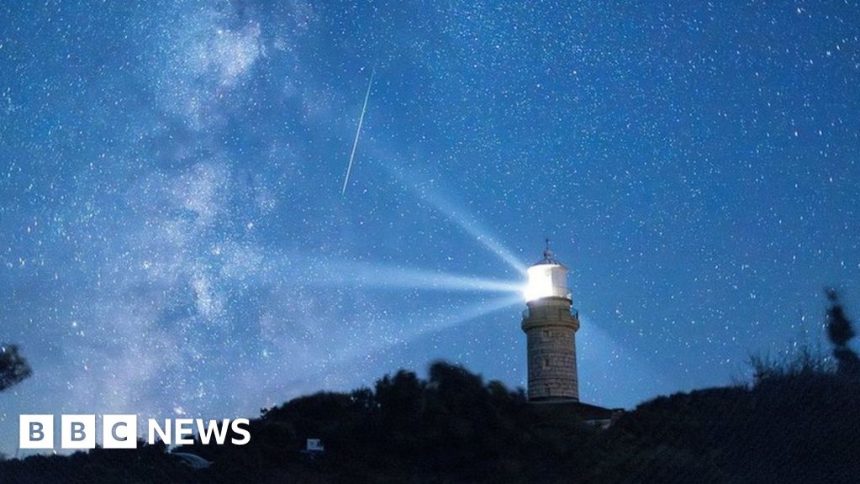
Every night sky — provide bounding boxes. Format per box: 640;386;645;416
2;1;859;455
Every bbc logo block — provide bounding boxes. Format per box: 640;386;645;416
103;414;138;449
19;415;54;450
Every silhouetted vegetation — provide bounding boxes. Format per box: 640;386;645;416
0;344;31;392
0;440;198;483
826;289;860;377
2;296;860;482
749;343;832;383
183;361;613;483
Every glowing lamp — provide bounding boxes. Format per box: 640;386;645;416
523;262;569;302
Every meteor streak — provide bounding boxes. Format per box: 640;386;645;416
341;68;375;195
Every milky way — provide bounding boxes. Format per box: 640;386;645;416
1;1;859;455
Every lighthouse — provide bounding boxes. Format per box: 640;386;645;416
521;241;580;401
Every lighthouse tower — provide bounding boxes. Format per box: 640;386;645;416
521;242;580;401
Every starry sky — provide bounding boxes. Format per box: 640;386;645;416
1;1;859;454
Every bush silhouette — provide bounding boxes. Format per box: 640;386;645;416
0;344;31;392
826;289;860;377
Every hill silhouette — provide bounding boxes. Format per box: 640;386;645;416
2;294;859;482
1;359;859;483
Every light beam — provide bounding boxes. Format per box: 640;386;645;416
378;162;528;275
290;258;522;294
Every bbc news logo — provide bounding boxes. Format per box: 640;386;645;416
19;415;250;449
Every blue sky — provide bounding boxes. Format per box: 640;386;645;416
1;0;859;455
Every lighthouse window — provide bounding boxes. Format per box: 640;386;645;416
543;330;550;338
543;358;550;369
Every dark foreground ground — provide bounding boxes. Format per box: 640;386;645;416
2;360;859;483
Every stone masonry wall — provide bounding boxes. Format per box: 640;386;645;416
522;298;580;401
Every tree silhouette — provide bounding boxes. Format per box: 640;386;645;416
375;369;424;425
825;289;860;377
0;344;32;392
